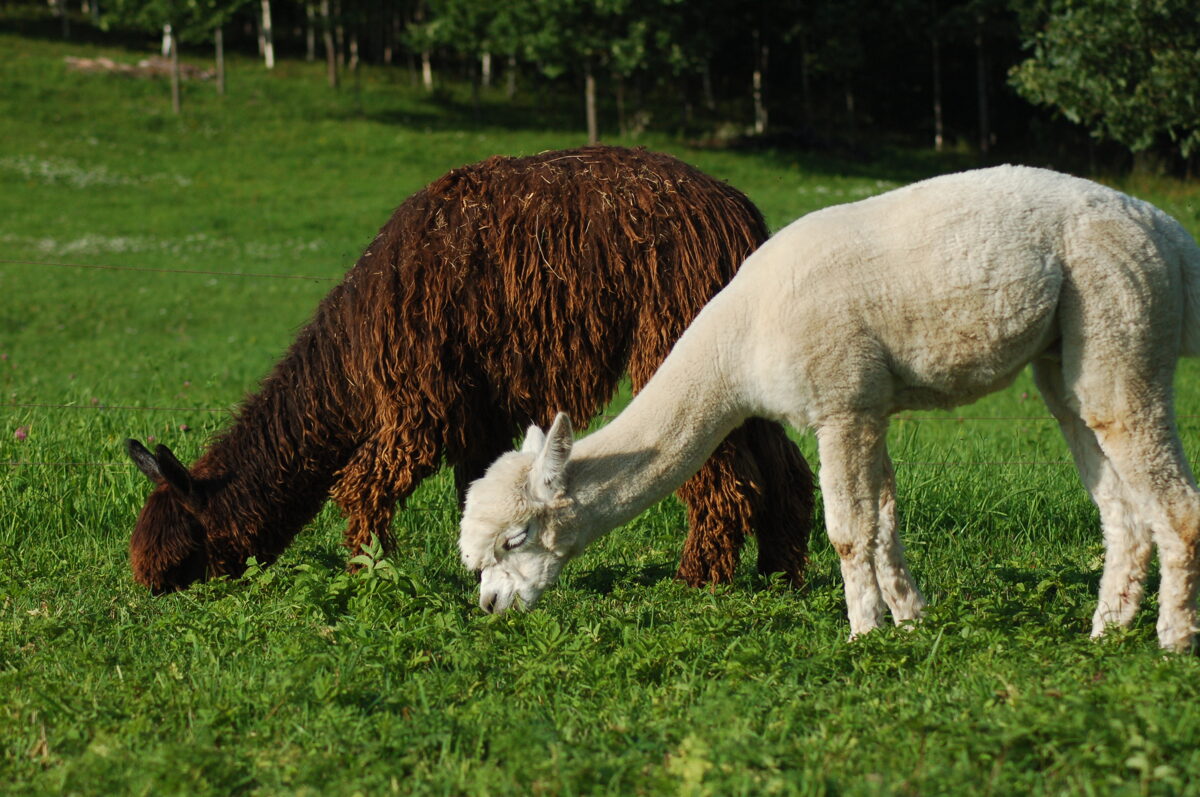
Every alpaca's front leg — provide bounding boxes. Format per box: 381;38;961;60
674;445;750;586
816;420;889;638
874;451;925;624
331;433;440;562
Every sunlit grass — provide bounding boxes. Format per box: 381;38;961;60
4;28;1200;795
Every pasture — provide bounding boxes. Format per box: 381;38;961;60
4;32;1200;795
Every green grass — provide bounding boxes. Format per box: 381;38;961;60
5;29;1200;796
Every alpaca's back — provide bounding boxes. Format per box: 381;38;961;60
334;148;761;460
328;146;812;585
724;165;1198;423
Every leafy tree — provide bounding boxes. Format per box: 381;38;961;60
1011;0;1200;163
504;0;667;143
105;0;246;111
418;0;505;106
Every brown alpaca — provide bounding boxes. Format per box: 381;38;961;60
126;146;815;594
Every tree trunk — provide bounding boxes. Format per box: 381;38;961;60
260;0;276;70
845;84;856;145
931;28;943;151
752;29;768;135
335;2;346;68
701;63;715;111
615;75;626;137
57;0;70;39
48;0;69;39
975;15;989;157
215;27;225;96
162;23;173;57
305;2;316;62
469;56;480;118
481;51;492;88
585;62;598;145
321;0;338;88
506;54;517;99
422;51;433;91
800;34;812;122
349;32;359;71
383;9;396;64
169;27;181;114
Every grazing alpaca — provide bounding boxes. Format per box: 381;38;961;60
126;146;815;594
460;165;1200;651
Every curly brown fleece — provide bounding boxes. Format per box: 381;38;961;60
127;146;815;594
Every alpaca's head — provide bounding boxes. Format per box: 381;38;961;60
459;413;581;614
126;439;210;594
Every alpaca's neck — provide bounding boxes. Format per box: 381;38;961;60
194;319;363;551
199;377;354;494
567;314;747;539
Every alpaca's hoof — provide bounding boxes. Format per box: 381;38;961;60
847;623;879;642
1156;624;1196;653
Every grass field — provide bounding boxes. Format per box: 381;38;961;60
5;28;1200;795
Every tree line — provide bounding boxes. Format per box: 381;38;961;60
27;0;1200;173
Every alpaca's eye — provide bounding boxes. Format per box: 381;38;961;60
502;529;528;551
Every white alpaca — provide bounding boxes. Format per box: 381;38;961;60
459;165;1200;651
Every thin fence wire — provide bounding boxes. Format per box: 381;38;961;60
0;258;338;282
2;402;231;414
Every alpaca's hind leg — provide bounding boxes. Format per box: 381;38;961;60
671;417;816;588
331;433;440;561
1032;358;1154;635
816;418;893;638
730;419;814;587
873;450;926;624
1063;372;1200;650
1087;420;1200;651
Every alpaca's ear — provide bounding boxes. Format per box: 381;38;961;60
153;444;193;496
520;424;546;454
530;412;573;500
126;439;163;483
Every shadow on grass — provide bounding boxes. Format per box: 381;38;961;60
991;564;1102;593
351;89;580;138
573;562;677;595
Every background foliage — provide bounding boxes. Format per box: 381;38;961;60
6;0;1200;172
1011;0;1200;164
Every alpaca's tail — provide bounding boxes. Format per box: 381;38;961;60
1176;218;1200;357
